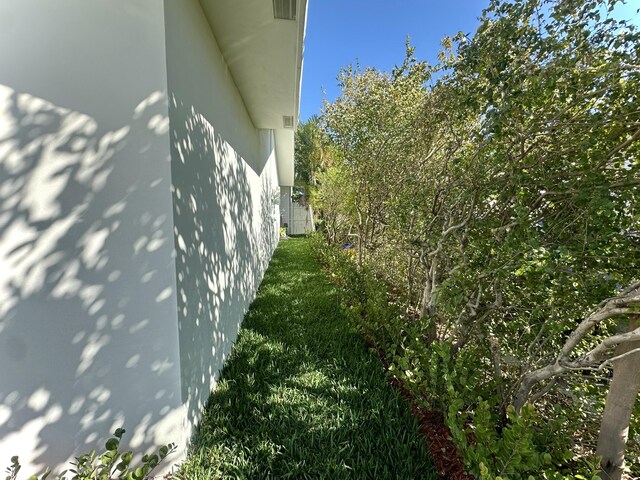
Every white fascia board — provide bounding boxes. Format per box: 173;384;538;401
294;0;308;128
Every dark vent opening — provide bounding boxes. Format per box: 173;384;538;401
273;0;296;20
283;115;294;129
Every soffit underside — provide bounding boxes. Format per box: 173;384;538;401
198;0;305;131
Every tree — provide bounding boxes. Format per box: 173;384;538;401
322;43;431;266
312;0;640;475
294;116;333;203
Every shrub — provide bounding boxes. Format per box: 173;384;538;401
310;235;608;479
4;429;176;480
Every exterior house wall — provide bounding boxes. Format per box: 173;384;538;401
0;0;282;476
164;0;280;435
290;202;314;235
0;1;185;473
280;186;292;228
279;187;313;235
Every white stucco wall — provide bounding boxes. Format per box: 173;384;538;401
290;202;314;235
280;186;292;228
164;0;280;446
0;0;284;475
0;0;185;475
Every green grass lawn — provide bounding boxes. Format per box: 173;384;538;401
177;238;436;479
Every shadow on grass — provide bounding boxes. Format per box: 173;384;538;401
178;239;437;479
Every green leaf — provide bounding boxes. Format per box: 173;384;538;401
159;446;169;459
105;438;119;451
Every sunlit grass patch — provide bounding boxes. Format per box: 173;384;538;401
177;238;436;479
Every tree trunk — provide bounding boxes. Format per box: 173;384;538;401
308;204;316;231
419;267;433;319
419;261;438;342
514;362;564;413
597;316;640;480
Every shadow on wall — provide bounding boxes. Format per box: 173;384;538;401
0;84;183;473
168;96;279;430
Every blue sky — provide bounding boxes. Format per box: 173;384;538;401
299;0;640;122
299;0;489;121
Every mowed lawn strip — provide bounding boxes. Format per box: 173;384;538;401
178;238;437;479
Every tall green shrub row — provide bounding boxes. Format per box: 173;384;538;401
305;0;640;477
311;236;604;479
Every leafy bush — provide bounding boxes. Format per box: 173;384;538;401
306;0;640;476
4;429;176;480
310;235;612;479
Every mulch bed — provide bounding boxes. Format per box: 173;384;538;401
407;393;475;480
365;336;475;480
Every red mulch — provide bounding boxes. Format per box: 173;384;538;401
365;336;475;480
410;400;475;480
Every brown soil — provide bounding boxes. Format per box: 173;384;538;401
365;336;475;480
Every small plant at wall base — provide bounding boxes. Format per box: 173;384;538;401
4;428;176;480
